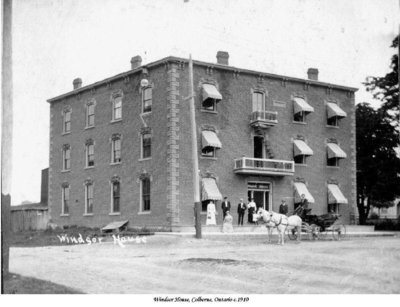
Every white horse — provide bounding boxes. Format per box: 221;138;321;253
255;208;302;245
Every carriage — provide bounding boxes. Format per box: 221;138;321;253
288;209;346;240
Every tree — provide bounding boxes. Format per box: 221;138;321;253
364;35;399;123
356;103;400;224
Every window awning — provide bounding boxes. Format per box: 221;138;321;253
202;84;222;103
294;140;314;157
328;184;348;204
327;102;347;119
293;97;314;114
201;178;223;201
294;182;315;204
327;143;347;159
201;131;222;149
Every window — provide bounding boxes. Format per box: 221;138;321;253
111;179;120;213
63;109;71;133
62;184;70;215
86;141;94;167
294;111;305;123
294;155;306;164
202;100;216;111
202;147;215;157
85;182;94;214
62;145;71;171
328;203;338;214
201;84;222;111
112;96;122;120
252;91;265;112
142;133;152;159
86;102;95;127
142;87;152;113
141;177;151;212
327;157;339;167
111;135;121;163
327;116;338;126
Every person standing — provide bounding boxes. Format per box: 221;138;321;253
247;198;256;224
279;199;288;216
222;211;234;233
221;196;231;221
237;198;247;226
206;200;216;225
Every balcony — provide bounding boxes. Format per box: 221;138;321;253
234;157;295;176
250;111;278;129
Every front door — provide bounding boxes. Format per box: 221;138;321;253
248;182;271;211
254;136;263;159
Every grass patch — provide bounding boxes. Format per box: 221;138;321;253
3;273;84;294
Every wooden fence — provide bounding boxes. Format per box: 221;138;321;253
11;208;49;232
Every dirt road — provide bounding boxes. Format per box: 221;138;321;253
9;235;400;294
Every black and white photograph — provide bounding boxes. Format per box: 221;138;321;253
1;0;400;302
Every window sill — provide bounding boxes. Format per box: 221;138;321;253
200;156;217;160
201;109;218;114
326;166;340;169
292;121;307;125
139;157;152;162
109;212;121;216
110;162;122;166
60;214;69;217
61;169;71;173
138;211;151;215
141;112;152;116
295;163;307;167
62;131;71;136
326;125;339;129
85;125;95;130
85;166;95;170
83;213;94;216
110;119;122;124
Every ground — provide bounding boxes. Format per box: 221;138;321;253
6;232;400;294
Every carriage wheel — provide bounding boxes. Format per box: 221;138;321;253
288;228;298;241
332;224;346;240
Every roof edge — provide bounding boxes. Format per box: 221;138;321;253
47;56;358;103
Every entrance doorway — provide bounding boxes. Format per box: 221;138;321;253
247;182;271;211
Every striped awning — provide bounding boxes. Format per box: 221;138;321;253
328;184;348;204
202;131;222;149
294;140;314;157
202;84;222;102
201;178;223;201
293;97;314;114
294;182;315;204
327;102;347;119
327;143;347;159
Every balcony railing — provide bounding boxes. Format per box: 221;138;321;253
234;157;295;176
250;111;278;128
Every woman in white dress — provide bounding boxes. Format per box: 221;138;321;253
222;211;234;233
206;201;216;225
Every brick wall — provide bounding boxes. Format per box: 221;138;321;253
49;65;171;229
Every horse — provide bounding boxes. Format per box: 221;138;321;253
254;208;302;245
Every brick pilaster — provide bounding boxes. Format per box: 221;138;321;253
166;64;180;226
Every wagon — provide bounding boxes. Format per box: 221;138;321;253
288;209;346;241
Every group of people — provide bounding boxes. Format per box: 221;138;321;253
206;194;309;230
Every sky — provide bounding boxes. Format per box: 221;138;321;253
8;0;400;205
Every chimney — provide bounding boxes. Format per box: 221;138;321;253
131;55;142;70
307;68;319;81
73;78;82;90
216;51;229;65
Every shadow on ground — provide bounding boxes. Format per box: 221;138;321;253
3;273;84;294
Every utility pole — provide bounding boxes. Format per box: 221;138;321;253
188;55;202;238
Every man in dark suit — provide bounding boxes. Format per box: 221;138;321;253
221;196;231;221
279;199;288;216
237;198;247;226
294;194;308;219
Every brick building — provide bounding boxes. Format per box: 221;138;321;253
47;52;357;230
